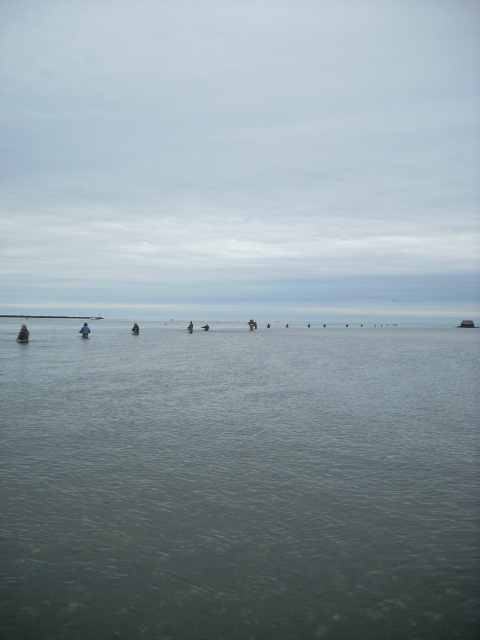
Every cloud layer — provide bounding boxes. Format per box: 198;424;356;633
1;0;478;320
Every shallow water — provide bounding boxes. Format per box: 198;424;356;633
1;319;479;639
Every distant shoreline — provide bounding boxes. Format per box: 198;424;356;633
0;315;103;320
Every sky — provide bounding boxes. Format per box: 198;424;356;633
1;0;478;322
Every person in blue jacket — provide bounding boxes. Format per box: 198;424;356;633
132;322;140;334
79;322;91;338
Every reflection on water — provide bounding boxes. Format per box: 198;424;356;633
1;320;479;639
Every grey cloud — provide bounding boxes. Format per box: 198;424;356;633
0;0;478;320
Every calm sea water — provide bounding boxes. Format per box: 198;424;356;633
1;319;479;640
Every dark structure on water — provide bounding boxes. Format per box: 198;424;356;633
457;320;476;328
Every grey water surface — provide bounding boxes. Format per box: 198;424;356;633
1;319;479;639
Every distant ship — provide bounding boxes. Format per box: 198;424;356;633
90;315;104;320
456;320;476;328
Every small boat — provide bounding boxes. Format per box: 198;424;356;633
457;320;476;328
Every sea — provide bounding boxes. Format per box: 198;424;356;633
1;318;479;640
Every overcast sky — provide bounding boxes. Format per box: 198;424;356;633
1;0;478;321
